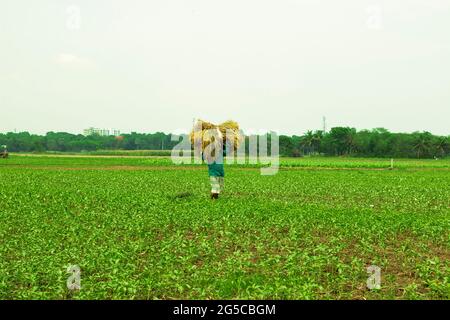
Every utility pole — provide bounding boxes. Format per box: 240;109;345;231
322;116;327;133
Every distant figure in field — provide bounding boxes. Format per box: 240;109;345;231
203;128;226;200
1;145;8;159
190;119;241;200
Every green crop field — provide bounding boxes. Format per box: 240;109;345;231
0;155;449;300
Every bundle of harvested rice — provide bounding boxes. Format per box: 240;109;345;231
190;119;242;151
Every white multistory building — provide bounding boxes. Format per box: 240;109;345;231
83;128;121;137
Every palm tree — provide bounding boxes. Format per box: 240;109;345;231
413;132;432;158
344;129;357;155
312;131;323;155
433;137;449;158
301;131;315;155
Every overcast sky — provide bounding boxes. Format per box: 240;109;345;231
1;0;449;135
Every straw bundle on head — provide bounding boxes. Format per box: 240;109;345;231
190;119;242;152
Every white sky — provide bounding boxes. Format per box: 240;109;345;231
1;0;449;135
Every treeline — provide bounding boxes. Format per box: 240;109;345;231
278;128;449;158
0;128;449;158
0;132;178;153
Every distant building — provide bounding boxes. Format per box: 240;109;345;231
83;128;121;137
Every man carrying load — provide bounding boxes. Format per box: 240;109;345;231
190;119;242;200
203;128;226;199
